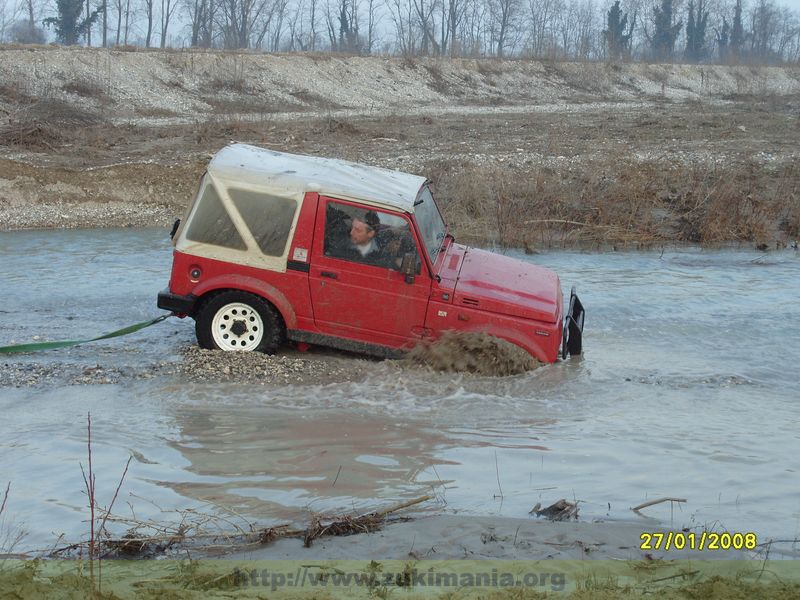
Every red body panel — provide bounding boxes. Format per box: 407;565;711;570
424;298;562;364
412;240;564;362
308;197;431;348
167;252;308;329
454;246;561;324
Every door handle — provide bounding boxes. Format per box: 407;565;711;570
320;271;338;279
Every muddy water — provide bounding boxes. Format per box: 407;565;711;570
1;229;799;552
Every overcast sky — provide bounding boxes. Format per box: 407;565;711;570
775;0;800;12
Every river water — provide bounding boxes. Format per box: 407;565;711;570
1;228;799;552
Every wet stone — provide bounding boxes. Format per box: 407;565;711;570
176;346;369;385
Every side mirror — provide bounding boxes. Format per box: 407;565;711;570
400;253;416;284
169;218;181;240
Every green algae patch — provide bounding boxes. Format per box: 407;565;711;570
1;559;799;599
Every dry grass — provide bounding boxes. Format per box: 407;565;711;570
427;156;799;249
424;63;451;95
208;76;249;93
0;99;103;149
0;82;35;104
475;60;503;78
190;117;272;144
134;102;799;248
135;106;179;118
61;78;108;100
200;94;302;114
289;89;342;110
1;77;795;247
316;116;361;135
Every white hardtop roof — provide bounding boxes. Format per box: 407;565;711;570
207;143;428;212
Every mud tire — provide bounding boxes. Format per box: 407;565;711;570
195;291;284;354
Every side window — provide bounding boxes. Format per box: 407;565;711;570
185;182;246;250
323;200;419;272
229;188;297;257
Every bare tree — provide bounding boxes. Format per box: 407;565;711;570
462;0;489;55
365;0;380;52
526;0;561;57
439;0;465;55
387;0;419;54
308;0;318;48
87;0;92;44
184;0;215;46
266;0;289;50
218;0;272;48
326;0;359;51
9;0;46;42
489;0;519;56
142;0;154;45
579;0;599;57
0;1;18;41
159;0;178;45
413;0;440;54
286;0;303;49
123;0;133;42
114;0;123;43
101;0;107;44
12;0;791;61
289;0;319;50
558;0;597;59
749;0;779;59
775;6;800;61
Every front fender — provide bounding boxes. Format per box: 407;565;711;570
427;302;560;363
462;323;551;364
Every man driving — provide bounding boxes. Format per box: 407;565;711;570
348;211;381;260
327;209;384;266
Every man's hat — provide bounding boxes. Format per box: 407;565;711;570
364;210;380;232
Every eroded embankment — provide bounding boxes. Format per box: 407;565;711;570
1;48;799;246
2;46;800;116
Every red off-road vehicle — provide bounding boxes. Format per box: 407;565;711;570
157;144;583;363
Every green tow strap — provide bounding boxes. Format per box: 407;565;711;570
0;314;172;355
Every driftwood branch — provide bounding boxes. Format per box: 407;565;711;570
53;494;435;558
522;219;593;227
632;497;687;513
303;494;435;547
374;495;434;517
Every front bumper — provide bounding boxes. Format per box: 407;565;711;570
561;286;585;359
157;289;197;316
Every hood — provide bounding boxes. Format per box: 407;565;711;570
452;247;561;324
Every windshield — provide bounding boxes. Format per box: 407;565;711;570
413;186;447;264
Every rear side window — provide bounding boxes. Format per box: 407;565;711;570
229;189;297;256
185;182;246;250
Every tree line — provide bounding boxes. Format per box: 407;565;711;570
1;0;798;62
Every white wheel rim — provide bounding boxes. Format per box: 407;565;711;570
211;302;264;351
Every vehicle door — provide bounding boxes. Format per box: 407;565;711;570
309;197;431;347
